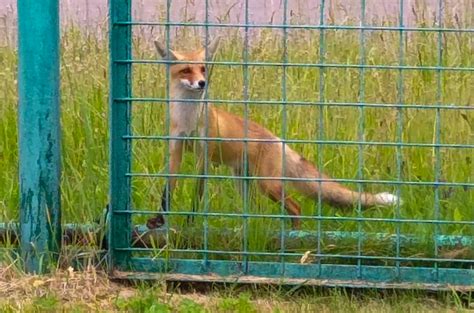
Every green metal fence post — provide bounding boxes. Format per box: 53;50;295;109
17;0;61;274
108;0;132;272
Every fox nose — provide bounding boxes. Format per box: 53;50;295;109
198;80;206;88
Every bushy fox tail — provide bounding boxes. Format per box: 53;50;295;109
285;148;401;208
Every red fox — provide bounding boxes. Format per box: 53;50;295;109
146;38;401;230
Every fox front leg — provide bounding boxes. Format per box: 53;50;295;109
147;140;184;229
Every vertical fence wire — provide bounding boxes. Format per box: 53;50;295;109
279;0;289;276
395;0;406;280
433;0;444;282
242;0;250;272
202;0;211;270
316;0;327;277
356;0;368;278
164;0;172;264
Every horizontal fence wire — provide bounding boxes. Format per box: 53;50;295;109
116;59;474;71
114;21;474;33
113;210;474;225
122;135;474;149
116;97;474;110
107;0;474;287
117;248;473;264
126;173;473;188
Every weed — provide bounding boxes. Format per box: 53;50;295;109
178;298;207;313
217;293;257;313
115;286;172;313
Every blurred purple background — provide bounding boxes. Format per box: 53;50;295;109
0;0;470;46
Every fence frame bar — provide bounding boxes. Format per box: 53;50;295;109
108;0;133;272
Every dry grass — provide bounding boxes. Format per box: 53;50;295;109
0;266;471;312
0;266;123;311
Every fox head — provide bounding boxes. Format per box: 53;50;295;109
154;38;220;93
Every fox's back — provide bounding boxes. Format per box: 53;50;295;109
205;106;280;171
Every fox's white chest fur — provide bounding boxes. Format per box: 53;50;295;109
170;102;203;136
170;88;205;137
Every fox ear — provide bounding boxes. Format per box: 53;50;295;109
200;36;221;59
154;40;180;60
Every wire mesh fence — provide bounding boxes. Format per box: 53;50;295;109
108;0;473;288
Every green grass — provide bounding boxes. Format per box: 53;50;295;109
0;5;473;267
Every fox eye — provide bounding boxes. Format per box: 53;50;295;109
200;66;206;73
180;67;192;74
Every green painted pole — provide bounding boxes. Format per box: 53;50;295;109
18;0;61;273
108;0;132;272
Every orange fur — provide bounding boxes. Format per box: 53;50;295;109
146;39;400;230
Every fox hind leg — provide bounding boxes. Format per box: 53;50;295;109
257;180;302;230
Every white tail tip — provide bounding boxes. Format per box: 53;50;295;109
375;192;403;206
